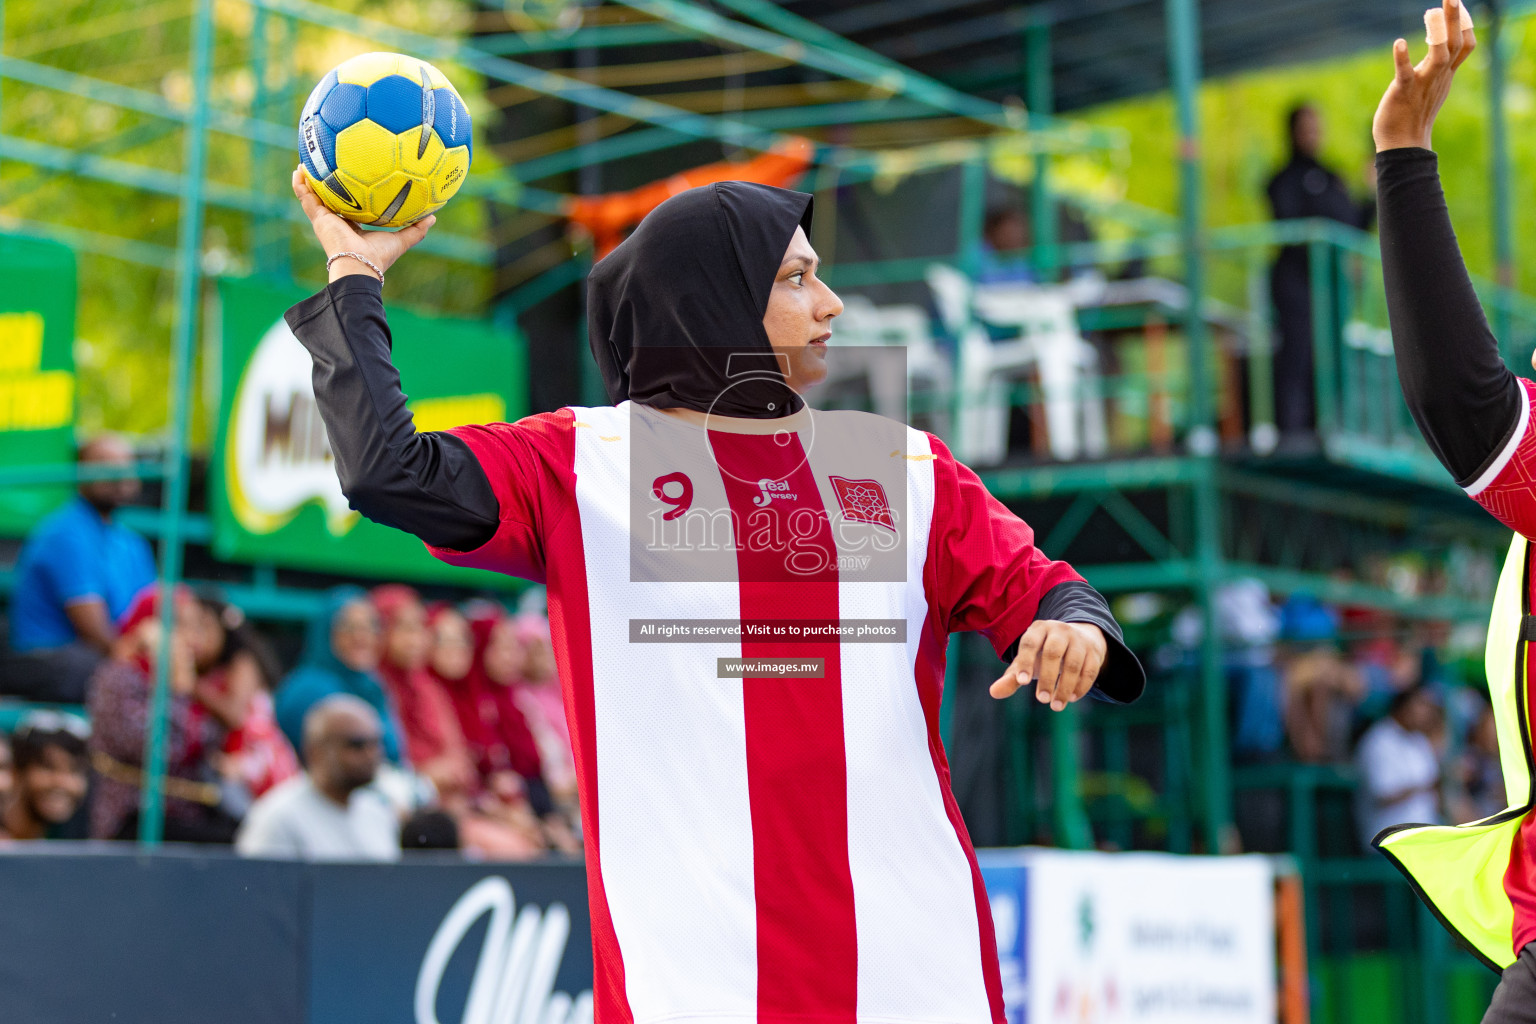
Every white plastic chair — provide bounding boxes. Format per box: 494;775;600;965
926;264;1108;465
971;281;1108;463
927;264;1018;465
820;296;881;409
824;295;951;431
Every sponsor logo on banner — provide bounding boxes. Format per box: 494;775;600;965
416;876;593;1024
225;318;506;538
225;319;357;536
0;311;74;432
1025;851;1274;1023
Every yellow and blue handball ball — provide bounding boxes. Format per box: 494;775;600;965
297;52;472;229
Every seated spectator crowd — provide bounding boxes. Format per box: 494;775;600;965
1;577;579;862
0;435;579;861
1170;579;1503;853
0;437;1505;862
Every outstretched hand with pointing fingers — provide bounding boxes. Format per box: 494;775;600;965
990;620;1107;712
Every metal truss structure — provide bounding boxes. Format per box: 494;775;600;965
4;9;1536;1004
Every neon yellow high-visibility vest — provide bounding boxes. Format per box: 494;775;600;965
1376;535;1536;971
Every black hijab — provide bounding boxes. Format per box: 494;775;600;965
587;180;814;419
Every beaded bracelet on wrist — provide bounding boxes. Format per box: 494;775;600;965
325;250;384;283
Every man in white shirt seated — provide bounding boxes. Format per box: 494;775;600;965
1355;686;1443;851
236;694;400;862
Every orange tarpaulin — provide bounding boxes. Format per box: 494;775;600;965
563;137;815;258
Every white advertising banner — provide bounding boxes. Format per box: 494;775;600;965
1024;850;1274;1024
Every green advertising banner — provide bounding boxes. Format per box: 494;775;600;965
0;234;77;536
211;277;527;586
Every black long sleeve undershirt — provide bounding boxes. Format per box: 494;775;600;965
1378;148;1522;486
284;276;501;552
286;277;1140;699
1015;581;1144;705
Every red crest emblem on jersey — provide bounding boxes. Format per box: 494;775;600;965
828;476;895;531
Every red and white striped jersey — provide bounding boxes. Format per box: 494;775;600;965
1466;377;1536;534
430;402;1083;1024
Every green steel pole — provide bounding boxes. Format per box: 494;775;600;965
1005;697;1034;843
1165;0;1231;854
1025;19;1057;281
1051;707;1093;849
1417;900;1448;1024
1306;237;1339;434
1166;0;1210;432
140;0;213;849
1489;4;1516;348
958;155;988;275
954;156;988;443
0;0;6;187
939;635;962;749
1027;15;1081;839
250;2;273;276
274;16;296;279
248;8;293;277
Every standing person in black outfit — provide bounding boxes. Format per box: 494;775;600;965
1267;103;1377;442
1373;2;1536;1020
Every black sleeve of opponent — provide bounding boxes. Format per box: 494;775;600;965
283;276;501;552
1003;580;1146;705
1378;147;1522;486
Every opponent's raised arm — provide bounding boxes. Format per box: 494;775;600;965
1376;1;1523;487
284;170;501;552
1372;0;1475;153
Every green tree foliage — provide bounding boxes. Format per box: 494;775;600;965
1076;15;1536;292
1;0;498;439
6;2;1536;438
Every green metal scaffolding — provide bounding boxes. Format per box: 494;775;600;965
0;19;1533;1018
0;0;1125;850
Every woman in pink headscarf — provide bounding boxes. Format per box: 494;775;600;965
186;594;298;800
424;601;548;858
510;613;577;810
87;585;239;843
379;586;556;860
458;608;545;794
371;585;476;800
445;605;578;853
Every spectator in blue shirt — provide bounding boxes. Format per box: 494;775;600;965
1;436;155;703
975;206;1038;286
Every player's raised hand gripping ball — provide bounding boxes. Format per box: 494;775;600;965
298;52;472;229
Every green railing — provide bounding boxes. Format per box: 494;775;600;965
1233;765;1501;1024
823;216;1536;484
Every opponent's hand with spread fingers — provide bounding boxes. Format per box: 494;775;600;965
291;167;435;282
1373;0;1476;153
989;620;1107;712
